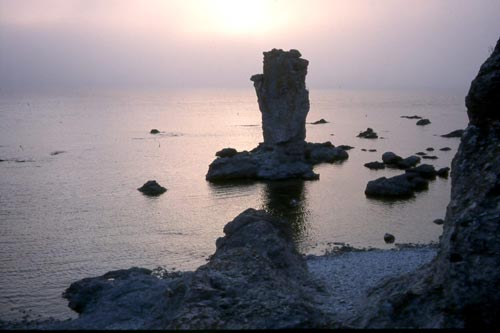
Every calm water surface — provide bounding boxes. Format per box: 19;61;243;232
0;88;467;320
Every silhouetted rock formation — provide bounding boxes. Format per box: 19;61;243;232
416;119;431;126
441;129;464;138
353;36;500;329
138;180;167;196
357;128;378;139
206;49;348;182
55;209;332;329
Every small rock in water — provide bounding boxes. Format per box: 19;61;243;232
437;167;450;178
382;152;403;165
422;155;438;160
416;152;427;156
357;128;378;139
426;147;435;152
401;115;422;119
364;161;385;170
440;147;452;151
138;180;167;196
433;218;445;225
150;129;160;134
361;149;367;151
416;119;431;126
50;150;66;156
369;149;377;152
384;233;395;244
441;129;464;138
337;145;354;151
311;118;328;124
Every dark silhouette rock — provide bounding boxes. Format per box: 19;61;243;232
433;219;445;225
384;233;395;244
50;150;66;156
337;145;354;151
311;118;328;124
369;149;377;152
382;152;403;165
365;173;428;198
357;128;378;139
137;180;167;196
396;156;421;169
465;38;500;126
405;164;437;179
426;147;435;151
354;36;500;329
416;152;427;156
206;50;348;182
401;115;422;119
440;147;452;151
215;148;238;158
416;119;431;126
251;49;309;145
441;129;464;138
437;167;450;178
422;155;438;160
59;209;331;329
364;161;386;170
150;129;160;134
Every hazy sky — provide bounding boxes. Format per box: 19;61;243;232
1;0;499;91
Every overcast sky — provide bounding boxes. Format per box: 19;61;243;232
1;0;499;92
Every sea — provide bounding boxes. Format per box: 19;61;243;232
0;88;468;321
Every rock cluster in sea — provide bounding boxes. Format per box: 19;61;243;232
352;36;500;328
206;49;348;182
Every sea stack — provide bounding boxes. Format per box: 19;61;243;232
250;49;309;146
206;49;348;182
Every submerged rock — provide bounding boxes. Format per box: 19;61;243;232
433;219;445;225
441;129;464;138
57;209;331;329
440;147;452;151
311;118;328;124
401;115;422;119
416;119;431;126
357;128;378;139
150;129;160;134
365;173;428;198
422;155;438;160
137;180;167;196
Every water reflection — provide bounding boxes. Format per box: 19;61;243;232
260;179;311;245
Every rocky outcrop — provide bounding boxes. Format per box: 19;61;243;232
441;129;464;138
52;209;332;329
353;37;500;329
357;128;378;139
206;49;348;182
416;119;431;126
138;180;167;196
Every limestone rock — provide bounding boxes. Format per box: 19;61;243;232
58;209;332;329
251;49;309;145
353;36;500;329
465;38;500;126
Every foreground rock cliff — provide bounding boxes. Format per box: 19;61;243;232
206;49;348;182
49;209;333;330
352;37;500;329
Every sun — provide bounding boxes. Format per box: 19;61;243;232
192;0;276;36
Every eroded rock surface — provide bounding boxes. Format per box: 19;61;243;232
49;209;333;330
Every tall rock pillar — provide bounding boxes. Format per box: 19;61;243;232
250;49;310;146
